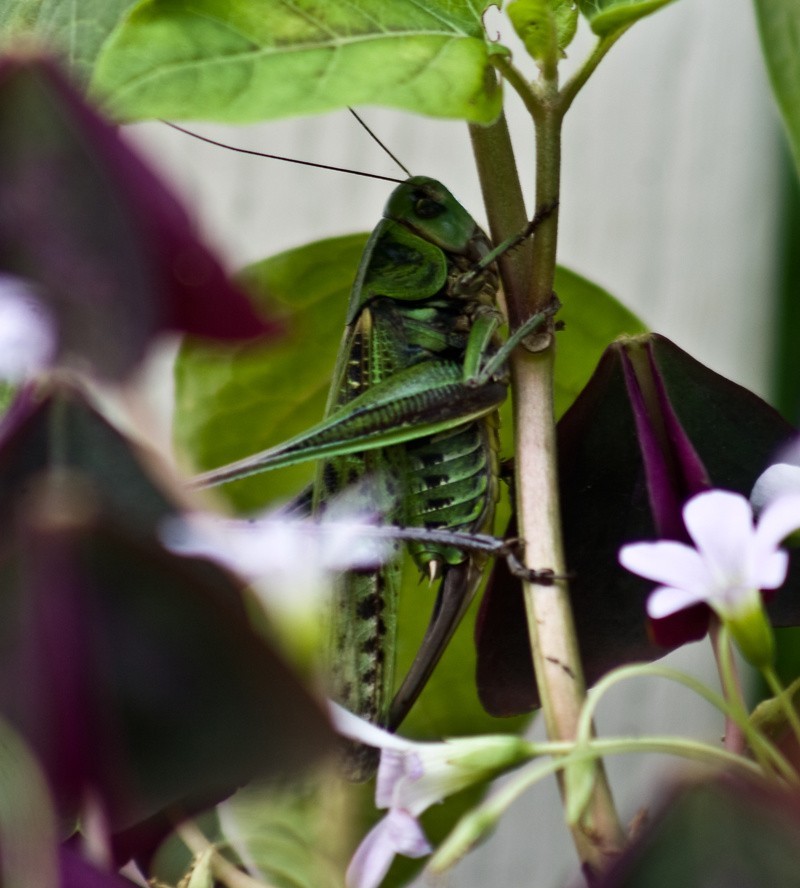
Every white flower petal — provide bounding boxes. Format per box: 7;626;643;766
392;736;530;816
646;585;707;620
346;811;430;888
619;541;710;593
328;702;409;752
623;488;789;641
752;550;789;591
754;493;800;553
751;464;800;512
384;809;432;857
683;491;754;583
0;277;55;381
162;512;381;578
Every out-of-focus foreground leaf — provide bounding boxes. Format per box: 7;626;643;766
0;384;334;837
753;0;800;182
0;54;276;381
597;778;800;888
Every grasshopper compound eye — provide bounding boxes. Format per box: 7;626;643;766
413;195;446;219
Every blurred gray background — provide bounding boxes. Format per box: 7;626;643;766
127;0;791;884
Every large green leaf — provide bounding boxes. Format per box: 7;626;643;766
175;233;366;513
90;0;503;124
576;0;680;36
0;0;137;88
753;0;800;182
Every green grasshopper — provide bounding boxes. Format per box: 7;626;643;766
191;160;556;778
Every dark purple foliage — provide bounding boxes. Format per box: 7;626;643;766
596;777;800;887
0;54;280;380
476;334;798;715
0;383;334;848
59;846;139;888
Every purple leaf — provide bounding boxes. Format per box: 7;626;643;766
477;335;797;715
59;846;139;888
0;475;334;833
596;778;800;887
0;54;279;380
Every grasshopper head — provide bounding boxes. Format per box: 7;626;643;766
384;176;477;254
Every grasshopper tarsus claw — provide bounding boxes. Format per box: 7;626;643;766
499;537;571;585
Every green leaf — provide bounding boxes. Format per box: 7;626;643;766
90;0;503;124
185;849;214;888
219;777;354;888
175;233;366;513
553;266;647;418
0;0;137;88
507;0;578;66
576;0;679;36
753;0;800;182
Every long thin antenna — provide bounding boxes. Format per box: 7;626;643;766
348;108;413;178
161;121;405;184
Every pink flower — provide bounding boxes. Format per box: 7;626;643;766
330;703;531;888
346;809;431;888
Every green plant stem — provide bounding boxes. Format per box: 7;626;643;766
762;665;800;750
469;113;531;324
557;28;633;115
471;104;624;875
576;663;797;784
524;85;626;873
710;619;748;755
431;733;762;873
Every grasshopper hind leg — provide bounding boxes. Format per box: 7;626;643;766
388;559;483;731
